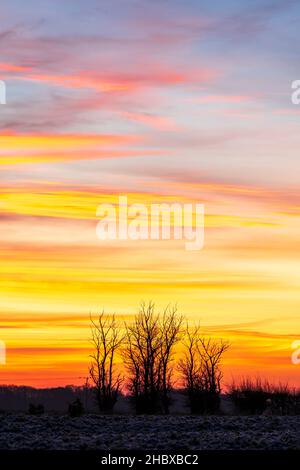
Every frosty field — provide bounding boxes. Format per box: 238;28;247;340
0;415;299;451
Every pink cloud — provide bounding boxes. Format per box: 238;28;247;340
190;94;252;104
122;111;179;131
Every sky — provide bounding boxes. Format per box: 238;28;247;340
0;0;299;388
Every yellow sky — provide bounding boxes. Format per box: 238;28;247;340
1;1;300;389
0;182;299;387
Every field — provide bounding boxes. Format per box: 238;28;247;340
0;415;299;450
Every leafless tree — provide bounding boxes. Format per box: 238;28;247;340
89;312;124;412
199;337;229;396
157;305;183;413
179;323;229;413
178;324;202;393
123;302;161;413
123;302;182;414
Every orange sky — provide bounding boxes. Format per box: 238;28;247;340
0;0;300;388
0;181;299;387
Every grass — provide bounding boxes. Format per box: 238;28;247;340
228;377;300;415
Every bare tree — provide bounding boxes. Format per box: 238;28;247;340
199;337;229;396
123;302;161;413
157;305;183;414
89;312;124;412
179;324;229;413
123;302;182;414
178;324;202;394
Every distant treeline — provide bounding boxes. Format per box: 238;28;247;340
0;385;97;413
0;382;299;415
1;302;299;416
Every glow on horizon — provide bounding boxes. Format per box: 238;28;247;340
0;0;299;388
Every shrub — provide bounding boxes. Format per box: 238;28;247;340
229;378;299;415
28;403;44;415
271;384;299;415
188;390;220;414
68;398;84;417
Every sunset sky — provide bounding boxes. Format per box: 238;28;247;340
0;0;299;388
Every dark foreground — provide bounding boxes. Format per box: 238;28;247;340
0;414;299;450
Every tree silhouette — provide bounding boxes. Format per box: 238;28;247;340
123;301;182;414
179;323;229;413
89;312;124;413
157;305;183;413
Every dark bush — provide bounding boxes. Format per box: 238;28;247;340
229;378;299;415
131;391;161;415
68;398;84;417
28;403;44;415
271;385;300;415
188;390;220;414
229;379;269;415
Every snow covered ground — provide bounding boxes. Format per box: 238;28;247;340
0;415;299;450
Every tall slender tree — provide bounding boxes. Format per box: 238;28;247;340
89;312;124;413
